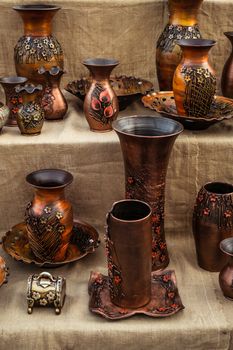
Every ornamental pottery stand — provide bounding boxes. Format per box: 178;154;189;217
173;39;216;118
14;4;63;85
221;32;233;98
25;169;74;262
113;116;183;271
83;58;119;132
106;199;152;308
193;182;233;272
156;0;203;91
219;238;233;300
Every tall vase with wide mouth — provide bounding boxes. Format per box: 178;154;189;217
83;58;119;132
193;182;233;272
156;0;203;91
173;39;216;118
25;169;74;262
13;4;64;85
106;199;152;308
113;115;183;271
219;238;233;300
221;32;233;98
0;76;27;126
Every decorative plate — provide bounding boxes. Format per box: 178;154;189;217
65;76;153;110
0;256;9;287
142;91;233;130
88;270;184;320
2;220;100;268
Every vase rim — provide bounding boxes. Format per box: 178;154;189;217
13;4;61;11
203;182;233;195
82;58;119;67
220;238;233;257
177;39;216;48
112;115;183;139
26;169;73;190
109;199;152;223
0;76;28;85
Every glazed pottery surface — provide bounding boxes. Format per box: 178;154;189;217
0;256;8;287
25;169;74;262
113;116;183;271
14;4;64;84
156;0;203;91
219;238;233;300
106;199;152;308
83;58;119;132
193;182;233;272
0;103;10;131
221;32;233;98
173;39;216;118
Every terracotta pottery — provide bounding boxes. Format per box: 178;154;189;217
219;238;233;300
113;116;183;271
221;32;233;98
25;169;74;262
0;76;27;126
83;58;119;132
173;39;216;118
38;66;68;120
15;84;44;135
106;199;152;308
156;0;203;91
193;182;233;272
14;4;63;85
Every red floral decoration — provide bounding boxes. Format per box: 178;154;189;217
91;98;101;111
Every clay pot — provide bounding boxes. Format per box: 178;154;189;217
156;0;203;91
83;58;119;132
173;39;216;118
219;238;233;300
106;199;152;308
193;182;233;272
0;76;27;126
25;169;74;262
38;66;68;120
221;32;233;98
14;4;64;85
113;116;183;271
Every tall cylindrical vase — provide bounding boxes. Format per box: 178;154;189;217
156;0;203;91
113;116;183;271
221;32;233;98
106;199;152;308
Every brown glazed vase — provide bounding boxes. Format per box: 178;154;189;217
25;169;74;262
14;4;64;85
156;0;203;91
219;238;233;300
38;66;68;120
221;32;233;98
106;199;152;308
0;76;27;126
83;58;119;132
193;182;233;272
113;116;183;271
173;39;216;118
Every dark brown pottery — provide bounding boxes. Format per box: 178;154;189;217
219;238;233;300
38;66;68;120
221;32;233;98
113;116;183;271
156;0;203;91
25;169;74;263
14;4;63;84
83;58;119;132
173;39;216;118
0;256;9;287
0;76;27;126
106;200;152;308
193;182;233;272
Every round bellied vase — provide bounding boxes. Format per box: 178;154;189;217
219;238;233;300
221;32;233;98
156;0;203;91
25;169;74;262
173;39;216;118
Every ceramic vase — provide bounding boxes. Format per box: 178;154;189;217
14;4;64;85
106;199;152;308
193;182;233;272
25;169;74;262
0;76;27;126
221;32;233;98
113;116;183;271
219;238;233;300
15;84;44;135
173;39;216;118
0;104;10;132
83;58;119;132
156;0;203;91
38;66;68;120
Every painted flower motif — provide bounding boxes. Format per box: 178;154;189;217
198;194;204;203
23;115;31;123
49;43;55;49
224;210;232;218
46;224;53;232
108;262;113;270
177;26;182;31
168;292;175;299
197;77;203;84
204;71;210;78
18;96;23;104
91;98;101;111
58;225;65;234
160;242;167;250
188;27;192;32
44;206;52;214
34;115;40;121
127;177;134;185
38;43;43;49
56;211;63;220
34;39;39;44
177;34;182;40
113;275;121;285
152;251;160;259
158;307;166;312
11;107;19;114
42;51;47;57
53;49;58;55
169;34;173;39
25;44;30;50
210;194;217;202
32;291;41;300
46;291;55;302
185;76;191;83
152;240;157;249
197;68;203;74
203;208;210;216
39;298;48;306
40;217;47;224
169;25;173;30
43;38;49;45
163;274;171;282
30;48;36;54
95;275;103;284
10;97;18;105
152;214;160;224
104;106;114;118
171;303;178;309
99;90;111;104
18;50;24;56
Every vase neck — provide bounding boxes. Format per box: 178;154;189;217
34;188;65;202
86;66;115;81
168;0;203;26
181;46;211;64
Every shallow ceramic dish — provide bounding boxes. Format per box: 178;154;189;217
88;270;184;320
142;91;233;130
0;256;9;287
2;220;100;267
65;76;153;110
